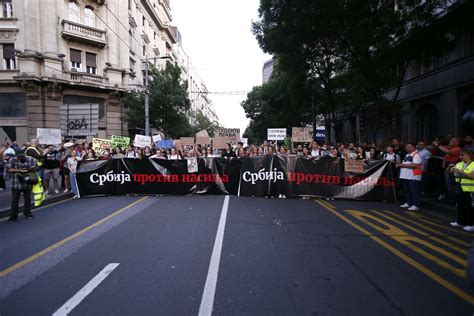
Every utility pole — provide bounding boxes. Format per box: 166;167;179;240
311;85;317;142
143;55;172;137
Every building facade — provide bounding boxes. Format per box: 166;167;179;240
262;58;273;84
0;0;178;144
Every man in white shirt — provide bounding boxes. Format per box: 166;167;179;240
396;143;422;211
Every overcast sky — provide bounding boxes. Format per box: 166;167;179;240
171;0;271;134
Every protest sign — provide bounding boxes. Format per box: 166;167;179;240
215;128;240;142
92;138;112;156
111;135;130;149
152;135;162;143
37;128;61;145
241;138;248;147
133;135;152;148
180;137;195;146
196;137;212;146
157;140;174;149
173;140;181;149
267;128;286;141
196;129;210;137
292;127;313;143
213;137;231;149
187;157;198;173
344;159;364;174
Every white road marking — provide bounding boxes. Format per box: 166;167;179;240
52;263;120;316
199;195;230;316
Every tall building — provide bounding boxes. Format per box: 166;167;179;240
0;0;178;144
262;58;273;84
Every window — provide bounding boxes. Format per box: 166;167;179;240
68;1;80;23
2;43;16;70
142;16;145;27
84;6;96;27
0;93;26;117
70;49;82;71
143;45;146;56
129;58;136;71
86;52;97;74
1;0;12;18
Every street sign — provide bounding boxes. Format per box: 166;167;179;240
267;128;286;141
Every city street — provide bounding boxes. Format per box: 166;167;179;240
0;195;473;315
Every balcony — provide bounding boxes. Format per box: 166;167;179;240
61;20;107;47
67;71;109;85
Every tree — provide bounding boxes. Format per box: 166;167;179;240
123;63;192;138
252;0;454;143
190;109;220;137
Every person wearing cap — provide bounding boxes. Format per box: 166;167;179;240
25;139;43;177
5;149;37;221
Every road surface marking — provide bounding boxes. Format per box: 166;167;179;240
314;199;474;305
52;263;120;316
384;210;470;247
374;210;468;255
0;197;148;277
406;212;473;238
0;198;73;222
199;195;230;316
346;210;466;276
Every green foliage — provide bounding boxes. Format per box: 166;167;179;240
123;63;193;138
250;0;456;142
189;109;220;137
242;60;310;144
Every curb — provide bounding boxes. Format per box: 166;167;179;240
0;193;73;219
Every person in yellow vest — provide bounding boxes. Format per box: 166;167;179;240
451;149;474;231
25;138;43;178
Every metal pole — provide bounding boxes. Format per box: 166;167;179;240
312;88;317;142
144;58;150;137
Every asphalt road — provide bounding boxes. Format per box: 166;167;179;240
0;195;473;315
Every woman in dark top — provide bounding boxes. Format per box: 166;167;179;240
222;143;236;159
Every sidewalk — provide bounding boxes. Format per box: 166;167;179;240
0;179;73;219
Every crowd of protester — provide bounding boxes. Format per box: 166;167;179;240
1;134;473;229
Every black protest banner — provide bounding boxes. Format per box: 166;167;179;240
76;155;397;201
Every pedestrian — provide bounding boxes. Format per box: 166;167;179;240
43;145;61;195
112;147;125;159
383;145;401;164
25;138;43;178
5;149;37;221
222;143;236;159
397;143;423;211
150;149;166;159
67;150;82;199
451;149;474;231
311;142;321;157
169;147;182;160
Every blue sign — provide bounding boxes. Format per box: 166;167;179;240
314;129;326;141
157;140;174;149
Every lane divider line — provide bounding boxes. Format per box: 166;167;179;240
406;212;473;237
314;199;474;305
52;263;120;316
199;195;230;316
0;197;148;277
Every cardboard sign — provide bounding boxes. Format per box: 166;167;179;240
111;135;130;149
157;140;174;149
241;138;248;147
37;128;62;145
215;128;240;142
152;135;162;143
196;136;212;146
92;138;112;156
187;157;198;173
196;129;210;137
173;140;181;149
180;137;195;146
292;127;313;143
344;159;364;174
267;128;286;141
133;135;152;148
213;137;231;149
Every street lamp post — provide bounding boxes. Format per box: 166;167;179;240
143;55;172;137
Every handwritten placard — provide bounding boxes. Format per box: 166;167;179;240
37;128;62;145
344;159;364;174
92;138;112;156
